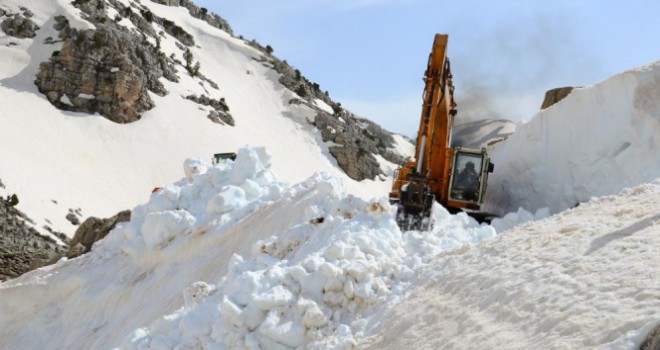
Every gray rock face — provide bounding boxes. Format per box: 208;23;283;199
314;111;400;181
186;94;234;126
35;15;178;123
0;192;66;282
641;323;660;350
1;13;39;38
67;210;131;258
150;0;233;35
249;45;405;180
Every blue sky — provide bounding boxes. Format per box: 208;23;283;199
196;0;660;137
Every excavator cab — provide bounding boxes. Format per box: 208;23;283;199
448;147;494;206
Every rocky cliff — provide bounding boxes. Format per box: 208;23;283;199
250;41;407;180
35;2;179;123
0;185;66;282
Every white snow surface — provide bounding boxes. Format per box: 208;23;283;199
363;179;660;349
485;61;660;216
1;0;660;348
0;147;496;349
0;0;406;238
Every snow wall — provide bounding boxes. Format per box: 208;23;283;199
485;61;660;215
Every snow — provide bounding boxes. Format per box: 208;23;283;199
0;0;408;238
1;0;659;348
362;179;660;349
59;94;73;105
314;98;334;114
0;146;495;349
485;61;660;216
389;133;415;161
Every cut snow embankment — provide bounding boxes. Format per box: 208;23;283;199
0;147;495;349
363;179;660;349
485;61;660;216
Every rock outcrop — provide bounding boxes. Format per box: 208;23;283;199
66;210;131;258
149;0;233;35
641;323;660;350
35;13;178;123
314;111;401;180
249;43;406;180
0;191;66;282
1;12;40;39
185;94;234;126
541;86;575;110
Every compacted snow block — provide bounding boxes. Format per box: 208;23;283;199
141;210;196;250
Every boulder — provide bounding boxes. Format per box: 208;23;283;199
541;86;574;110
68;210;131;255
36;16;177;123
0;194;65;282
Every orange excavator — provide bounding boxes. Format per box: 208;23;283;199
389;34;494;230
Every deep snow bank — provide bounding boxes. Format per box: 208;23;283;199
485;61;660;215
363;179;660;349
0;147;495;349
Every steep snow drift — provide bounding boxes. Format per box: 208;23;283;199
485;61;660;216
0;0;404;238
363;179;660;349
0;147;495;349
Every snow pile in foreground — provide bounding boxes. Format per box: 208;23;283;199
363;179;660;349
115;148;495;349
0;147;495;349
486;60;660;216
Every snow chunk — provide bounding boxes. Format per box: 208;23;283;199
491;207;550;233
183;157;209;182
140;210;196;249
59;95;73;106
207;185;246;214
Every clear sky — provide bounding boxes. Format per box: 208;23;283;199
195;0;660;137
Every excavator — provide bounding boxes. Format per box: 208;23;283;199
389;34;494;230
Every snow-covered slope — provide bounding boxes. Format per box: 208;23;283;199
0;0;407;238
484;61;660;216
363;180;660;349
